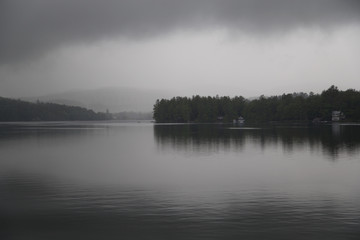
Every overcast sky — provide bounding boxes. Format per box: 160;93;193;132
1;0;360;98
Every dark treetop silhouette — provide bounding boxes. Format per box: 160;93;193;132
0;97;111;121
153;86;360;123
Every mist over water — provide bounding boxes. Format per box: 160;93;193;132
1;122;360;239
2;1;360;239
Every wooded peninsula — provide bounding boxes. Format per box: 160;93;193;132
153;86;360;123
0;97;111;121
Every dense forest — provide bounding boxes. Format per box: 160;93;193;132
153;86;360;123
0;97;111;121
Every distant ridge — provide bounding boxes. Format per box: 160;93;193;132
22;87;175;113
0;96;110;121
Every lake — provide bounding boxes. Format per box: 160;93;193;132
1;122;359;239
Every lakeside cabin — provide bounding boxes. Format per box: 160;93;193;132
332;111;345;122
233;116;245;124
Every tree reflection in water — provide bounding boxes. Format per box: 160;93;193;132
154;124;360;161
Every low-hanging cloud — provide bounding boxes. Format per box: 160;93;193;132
1;0;360;64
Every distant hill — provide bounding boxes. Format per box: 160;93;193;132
112;111;153;120
0;97;110;121
23;87;175;113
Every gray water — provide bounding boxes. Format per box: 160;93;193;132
1;122;359;239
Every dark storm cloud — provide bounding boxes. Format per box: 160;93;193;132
1;0;359;64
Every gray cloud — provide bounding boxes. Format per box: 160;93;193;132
1;0;360;64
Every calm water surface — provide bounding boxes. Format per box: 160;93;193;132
0;122;359;239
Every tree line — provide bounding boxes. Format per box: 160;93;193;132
153;86;360;123
0;97;111;121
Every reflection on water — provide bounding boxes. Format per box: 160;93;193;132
154;123;360;160
1;122;360;239
2;172;360;240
